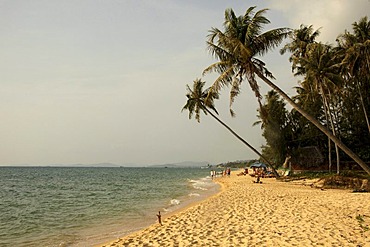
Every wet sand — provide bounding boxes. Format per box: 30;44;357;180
98;173;370;247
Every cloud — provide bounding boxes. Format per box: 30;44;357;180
268;0;370;42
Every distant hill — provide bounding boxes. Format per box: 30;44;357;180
62;163;121;167
3;163;121;167
149;161;210;168
1;161;211;168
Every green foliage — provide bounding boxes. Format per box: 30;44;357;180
218;160;258;168
189;6;370;174
203;6;291;116
182;79;219;123
288;171;370;180
356;214;370;232
266;16;370;169
338;170;370;180
256;91;289;166
288;171;332;180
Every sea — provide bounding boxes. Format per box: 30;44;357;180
0;166;219;247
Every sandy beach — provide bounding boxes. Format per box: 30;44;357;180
98;173;370;247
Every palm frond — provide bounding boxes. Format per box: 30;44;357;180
182;79;221;122
256;28;292;56
203;6;290;117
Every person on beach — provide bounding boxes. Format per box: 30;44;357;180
156;211;162;226
254;169;262;183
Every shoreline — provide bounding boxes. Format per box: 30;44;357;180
98;173;370;247
72;170;220;247
92;176;223;247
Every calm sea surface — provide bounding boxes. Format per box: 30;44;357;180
0;167;219;247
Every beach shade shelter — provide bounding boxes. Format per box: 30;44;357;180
250;162;268;169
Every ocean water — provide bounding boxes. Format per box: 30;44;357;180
0;167;219;247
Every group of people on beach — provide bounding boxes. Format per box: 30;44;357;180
210;168;231;179
237;168;249;176
236;167;265;183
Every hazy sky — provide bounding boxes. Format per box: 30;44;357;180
1;0;369;166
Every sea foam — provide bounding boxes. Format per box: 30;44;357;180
189;178;212;191
188;193;200;197
170;199;181;205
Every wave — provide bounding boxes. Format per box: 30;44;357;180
170;199;181;205
188;193;200;197
188;178;213;191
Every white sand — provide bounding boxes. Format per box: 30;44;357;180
98;173;370;247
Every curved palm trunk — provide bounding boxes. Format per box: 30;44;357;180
255;70;370;175
357;83;370;134
204;107;280;178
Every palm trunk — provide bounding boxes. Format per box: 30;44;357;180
326;91;340;174
204;107;280;178
321;88;341;174
327;105;340;174
321;95;332;172
255;70;370;175
357;82;370;134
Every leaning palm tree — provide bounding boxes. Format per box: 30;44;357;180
203;7;370;175
182;78;279;178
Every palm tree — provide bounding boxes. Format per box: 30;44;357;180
203;7;290;115
182;78;279;177
281;25;341;173
337;16;370;134
280;24;321;74
203;7;370;175
300;43;343;173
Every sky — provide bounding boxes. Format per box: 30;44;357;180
0;0;369;166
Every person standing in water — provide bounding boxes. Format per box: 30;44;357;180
156;211;162;225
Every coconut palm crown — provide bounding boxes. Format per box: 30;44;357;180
182;79;219;122
203;7;291;115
